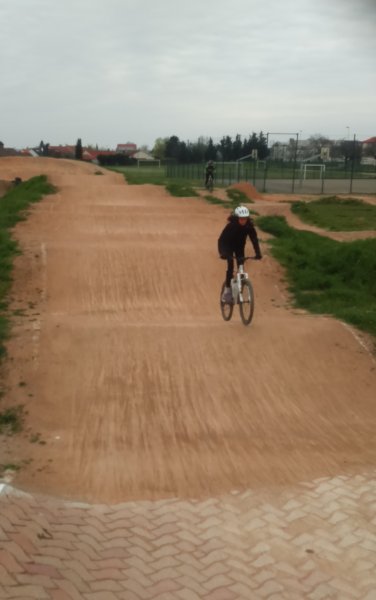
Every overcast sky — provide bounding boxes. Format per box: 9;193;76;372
1;0;375;150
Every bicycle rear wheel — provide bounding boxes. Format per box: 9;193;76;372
239;280;254;325
207;176;213;192
220;282;233;321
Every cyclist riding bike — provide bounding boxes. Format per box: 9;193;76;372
218;205;262;303
205;160;215;188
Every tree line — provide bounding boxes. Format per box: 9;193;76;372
152;133;269;163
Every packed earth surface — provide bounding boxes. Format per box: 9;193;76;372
1;157;376;599
0;157;375;504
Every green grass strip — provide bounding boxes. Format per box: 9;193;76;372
165;182;199;197
0;175;56;358
109;166;168;185
291;196;376;231
257;215;376;338
226;188;254;204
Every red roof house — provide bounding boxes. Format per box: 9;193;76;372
116;143;137;154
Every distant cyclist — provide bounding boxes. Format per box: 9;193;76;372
218;205;262;303
205;160;215;188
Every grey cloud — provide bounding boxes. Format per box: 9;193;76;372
1;0;374;148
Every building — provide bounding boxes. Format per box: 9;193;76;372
116;143;137;155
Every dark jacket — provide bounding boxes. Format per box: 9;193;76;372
218;216;262;258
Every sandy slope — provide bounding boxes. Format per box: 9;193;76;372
1;157;375;503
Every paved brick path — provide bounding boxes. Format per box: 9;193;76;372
1;470;376;599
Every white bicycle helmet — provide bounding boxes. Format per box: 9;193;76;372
234;205;250;218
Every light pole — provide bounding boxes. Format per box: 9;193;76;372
346;126;350;140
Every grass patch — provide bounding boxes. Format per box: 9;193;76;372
165;182;199;197
0;175;56;228
226;188;254;204
257;215;376;337
0;175;55;358
204;195;226;205
0;462;21;472
291;196;376;231
110;166;168;185
0;405;24;434
110;166;200;198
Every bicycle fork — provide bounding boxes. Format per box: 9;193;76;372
231;265;247;303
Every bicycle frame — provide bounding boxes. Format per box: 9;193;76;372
231;264;249;303
220;256;255;325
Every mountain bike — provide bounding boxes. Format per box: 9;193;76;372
205;174;214;192
220;257;255;326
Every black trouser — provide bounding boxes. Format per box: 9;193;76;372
224;252;244;287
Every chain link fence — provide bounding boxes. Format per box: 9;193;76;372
166;161;376;195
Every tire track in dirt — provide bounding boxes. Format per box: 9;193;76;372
1;157;375;503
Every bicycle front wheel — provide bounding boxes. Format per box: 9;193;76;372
239;280;254;325
220;282;233;321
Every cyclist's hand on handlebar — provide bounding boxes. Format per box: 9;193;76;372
219;254;231;260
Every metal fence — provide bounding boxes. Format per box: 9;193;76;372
166;162;376;195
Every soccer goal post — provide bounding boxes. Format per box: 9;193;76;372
137;159;161;168
300;163;326;180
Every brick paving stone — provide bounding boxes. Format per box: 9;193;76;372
50;590;76;600
175;575;208;595
121;578;150;598
0;550;24;573
203;588;238;600
15;573;59;588
55;580;85;600
176;589;202;600
0;563;18;586
3;584;50;598
82;592;119;600
89;580;125;594
147;578;182;596
122;566;153;587
63;569;92;594
0;470;376;599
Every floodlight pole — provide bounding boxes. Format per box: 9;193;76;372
262;132;299;193
349;133;356;194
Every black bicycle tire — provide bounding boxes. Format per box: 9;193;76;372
220;282;233;321
239;280;254;325
207;175;213;192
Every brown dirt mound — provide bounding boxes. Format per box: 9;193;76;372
230;181;263;200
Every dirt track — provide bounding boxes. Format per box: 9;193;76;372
1;157;376;504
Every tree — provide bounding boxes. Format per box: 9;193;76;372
257;132;269;160
219;136;233;161
177;141;188;163
205;137;216;161
337;139;362;167
233;134;243;160
165;135;180;161
75;138;83;160
300;134;331;161
152;138;167;160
